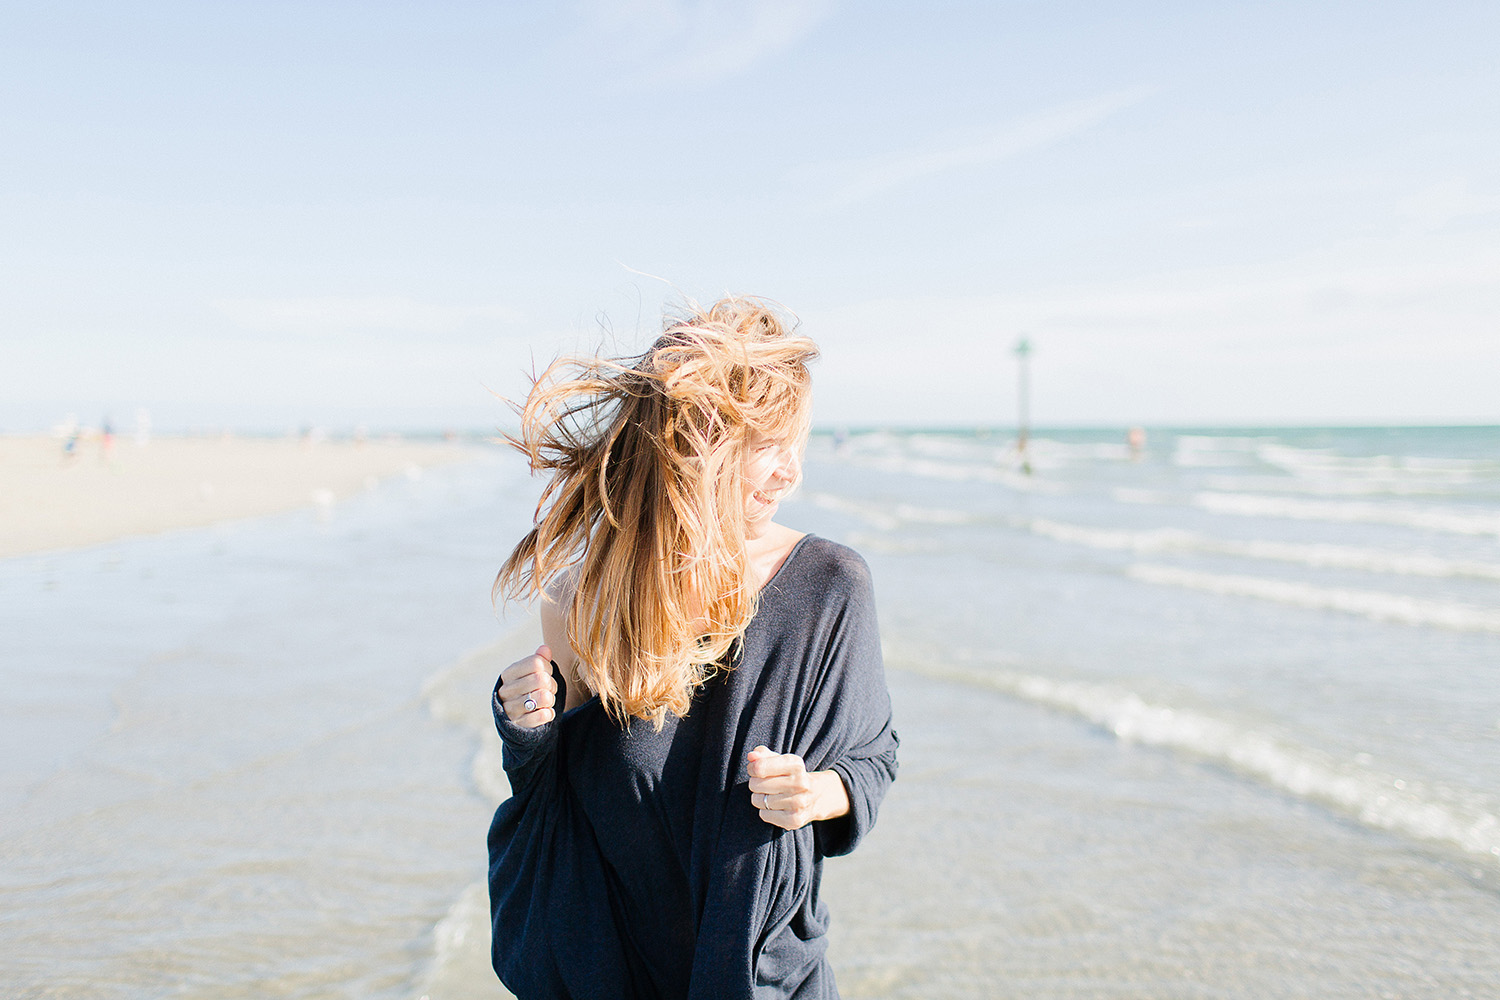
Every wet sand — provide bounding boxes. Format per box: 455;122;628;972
0;433;477;559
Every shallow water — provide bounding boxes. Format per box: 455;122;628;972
0;454;531;999
4;428;1499;997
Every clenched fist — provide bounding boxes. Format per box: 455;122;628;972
746;745;851;831
497;645;559;729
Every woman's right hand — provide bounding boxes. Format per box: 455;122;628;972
497;645;558;729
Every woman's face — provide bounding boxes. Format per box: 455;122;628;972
741;430;804;539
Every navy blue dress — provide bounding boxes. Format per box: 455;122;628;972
487;535;899;999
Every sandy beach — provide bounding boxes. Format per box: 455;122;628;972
0;433;477;559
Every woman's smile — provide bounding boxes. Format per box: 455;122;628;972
743;434;803;530
753;488;783;506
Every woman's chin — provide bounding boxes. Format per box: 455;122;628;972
745;506;779;538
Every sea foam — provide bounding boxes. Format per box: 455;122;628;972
1255;442;1494;489
421;632;526;805
1127;563;1500;634
1193;491;1500;538
1027;517;1500;581
806;491;974;531
896;659;1500;867
413;881;509;1000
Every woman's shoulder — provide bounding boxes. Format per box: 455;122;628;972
780;534;874;596
539;566;593;700
539;566;578;636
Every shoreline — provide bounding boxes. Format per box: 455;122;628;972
0;433;481;560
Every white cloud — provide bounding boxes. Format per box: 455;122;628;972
585;0;836;85
213;297;524;337
804;230;1500;425
1398;178;1500;230
813;86;1155;209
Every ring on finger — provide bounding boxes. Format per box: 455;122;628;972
523;694;538;713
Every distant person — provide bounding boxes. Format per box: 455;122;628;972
487;296;899;999
1128;426;1146;460
101;417;115;463
58;414;81;463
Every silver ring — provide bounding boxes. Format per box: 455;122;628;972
523;696;538;713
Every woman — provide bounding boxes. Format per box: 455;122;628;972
488;296;898;999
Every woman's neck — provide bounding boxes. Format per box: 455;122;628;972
745;521;806;592
680;523;806;635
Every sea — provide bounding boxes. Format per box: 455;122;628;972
3;426;1498;998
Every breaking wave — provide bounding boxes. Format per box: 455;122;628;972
805;491;974;531
1193;491;1500;538
416;629;536;1000
1127;563;1500;634
1026;517;1500;582
896;659;1500;867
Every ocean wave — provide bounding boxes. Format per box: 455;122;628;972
418;637;529;1000
1256;443;1496;487
1172;434;1270;468
898;432;1133;468
818;432;1079;487
843;531;947;556
853;453;1058;491
806;492;901;531
817;431;1013;475
1193;491;1500;538
1201;473;1475;498
1026;517;1500;581
421;630;527;805
1171;436;1499;489
413;881;509;1000
805;491;974;531
1127;563;1500;633
1112;487;1175;505
1024;438;1135;464
903;433;1006;462
895;503;974;525
894;659;1500;867
1026;518;1199;553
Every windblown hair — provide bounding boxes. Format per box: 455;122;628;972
494;296;819;727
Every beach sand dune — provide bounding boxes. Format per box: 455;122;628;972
0;433;475;559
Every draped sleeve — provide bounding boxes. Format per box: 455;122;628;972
488;669;646;999
800;552;899;858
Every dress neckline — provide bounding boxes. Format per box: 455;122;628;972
758;532;813;596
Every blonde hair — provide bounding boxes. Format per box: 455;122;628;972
494;296;819;726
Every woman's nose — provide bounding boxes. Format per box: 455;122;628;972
774;449;800;482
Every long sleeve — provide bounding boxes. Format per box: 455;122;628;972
820;733;898;858
802;550;899;858
490;666;646;1000
490;666;568;795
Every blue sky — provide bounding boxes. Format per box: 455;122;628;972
3;1;1498;431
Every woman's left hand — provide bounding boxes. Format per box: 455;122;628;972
747;746;851;830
